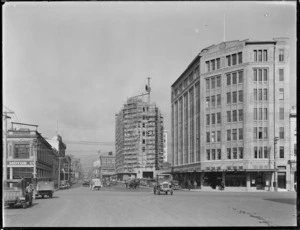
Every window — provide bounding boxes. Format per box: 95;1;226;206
258;89;262;101
254;50;257;61
184;78;188;88
263;89;268;100
254;89;257;101
239;109;243;121
254;147;258;158
263;69;268;81
232;110;237;122
217;149;221;160
178;84;182;92
279;108;284;120
238;71;243;83
211;95;216;107
279;88;284;100
253;69;257;81
232;91;237;103
206;150;210;160
206;114;210;125
217;112;221;124
238;52;242;64
217;94;221;106
264;147;268;158
264;108;268;120
254;108;257;120
279;127;284;139
211;131;215;142
211;113;216;124
206;132;210;143
216;76;221;87
279;146;284;158
259;147;263;158
189;72;194;83
211;77;216;89
227;74;231;85
258;69;262;81
238;147;243;159
232;54;237;65
279;49;284;62
254;127;257;139
258;127;263;139
264;127;268;139
216;58;220;69
259;108;263;120
227;92;231;104
279;69;284;81
263;50;268;61
258;50;262;61
227;148;231;159
14;144;30;159
212;149;216;160
206;79;210;90
232;129;237;140
227;111;231;122
206;97;210;108
232;72;237;84
226;55;231;66
239;128;243;140
217;131;221;142
227;130;231;141
233;148;237;159
143;139;146;144
238;90;243;102
211;60;215;71
206;61;210;72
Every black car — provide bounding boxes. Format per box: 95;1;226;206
82;180;90;187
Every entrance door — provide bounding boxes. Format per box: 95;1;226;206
278;172;286;189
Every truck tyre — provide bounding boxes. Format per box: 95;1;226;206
170;190;173;195
22;202;27;209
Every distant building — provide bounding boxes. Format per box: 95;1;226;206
115;96;164;179
100;152;115;179
93;160;101;178
171;38;293;191
163;130;168;162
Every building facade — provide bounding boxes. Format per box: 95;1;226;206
163;130;168;162
100;152;115;179
115;97;164;179
6;128;59;187
171;38;293;191
289;106;297;190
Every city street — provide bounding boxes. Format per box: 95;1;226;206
3;183;297;227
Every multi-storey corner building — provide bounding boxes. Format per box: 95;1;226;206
115;97;164;180
171;38;293;191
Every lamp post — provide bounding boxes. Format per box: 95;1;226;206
274;137;279;192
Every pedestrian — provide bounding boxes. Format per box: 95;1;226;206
194;181;197;189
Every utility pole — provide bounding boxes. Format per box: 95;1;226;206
3;111;13;181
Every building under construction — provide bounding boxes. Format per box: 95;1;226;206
115;96;164;179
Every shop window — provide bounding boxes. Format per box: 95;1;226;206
279;146;284;158
227;130;231;141
217;149;221;160
227;148;231;159
227;111;231;122
225;172;246;187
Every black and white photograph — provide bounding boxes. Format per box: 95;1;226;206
2;1;297;227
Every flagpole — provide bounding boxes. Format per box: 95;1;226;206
147;77;151;103
223;14;226;42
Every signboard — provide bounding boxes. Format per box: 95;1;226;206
8;161;34;166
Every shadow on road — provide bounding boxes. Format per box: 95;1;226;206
264;198;296;205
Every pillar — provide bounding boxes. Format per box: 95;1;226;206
10;167;13;179
270;171;274;191
246;173;250;191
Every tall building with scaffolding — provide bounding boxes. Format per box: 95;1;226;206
115;96;164;179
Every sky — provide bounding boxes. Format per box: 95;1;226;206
3;1;297;162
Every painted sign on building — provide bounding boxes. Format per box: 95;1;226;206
7;161;34;166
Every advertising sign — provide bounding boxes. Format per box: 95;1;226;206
8;161;34;166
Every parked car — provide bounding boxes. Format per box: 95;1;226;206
82;179;90;187
172;180;181;190
60;180;68;189
4;179;33;209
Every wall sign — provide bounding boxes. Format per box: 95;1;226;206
8;161;34;166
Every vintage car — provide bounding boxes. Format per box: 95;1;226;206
4;179;33;209
60;180;69;189
172;180;181;190
128;178;140;189
153;174;173;195
82;179;90;187
36;180;55;198
90;178;102;190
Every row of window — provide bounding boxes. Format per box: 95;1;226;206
253;108;268;121
227;109;243;122
226;71;243;85
227;128;244;141
253;127;268;139
206;131;221;143
253;88;268;101
206;58;221;72
253;68;268;82
206;76;221;89
173;66;199;97
206;94;221;107
254;50;268;62
226;90;243;104
226;52;243;67
206;147;244;160
253;146;285;159
206;113;221;125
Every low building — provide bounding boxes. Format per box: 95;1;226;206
100;152;115;180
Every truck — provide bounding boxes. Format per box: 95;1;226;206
36;181;55;198
153;174;174;195
4;179;33;209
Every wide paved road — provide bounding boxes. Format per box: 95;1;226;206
3;183;297;227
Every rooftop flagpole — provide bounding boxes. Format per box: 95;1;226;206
223;14;226;42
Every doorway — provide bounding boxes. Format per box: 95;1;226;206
278;172;286;189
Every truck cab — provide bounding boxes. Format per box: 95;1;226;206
153;174;173;195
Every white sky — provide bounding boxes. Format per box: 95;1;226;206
3;2;297;161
